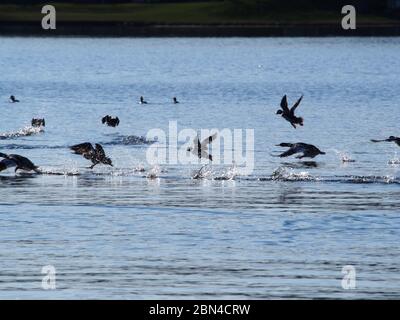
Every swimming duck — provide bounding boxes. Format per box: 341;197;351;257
140;96;147;104
70;143;113;169
276;142;326;159
0;152;41;173
10;95;19;103
187;133;218;161
371;136;400;147
276;95;304;129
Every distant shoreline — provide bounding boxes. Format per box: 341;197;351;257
1;22;400;37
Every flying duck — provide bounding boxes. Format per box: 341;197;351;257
10;95;19;103
140;96;147;104
70;143;113;169
276;142;326;159
102;115;120;127
276;95;304;129
31;118;45;127
0;152;41;173
371;136;400;147
187;133;218;161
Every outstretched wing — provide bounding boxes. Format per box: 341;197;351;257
9;154;37;169
201;133;218;148
70;142;95;156
280;95;290;113
279;147;299;158
192;135;200;151
95;144;107;158
290;95;303;115
370;139;386;143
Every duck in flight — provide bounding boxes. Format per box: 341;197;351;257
371;136;400;147
173;97;179;104
276;143;326;159
140;96;148;104
70;143;113;169
10;95;19;103
187;133;218;161
102;115;120;127
0;152;41;173
276;95;304;129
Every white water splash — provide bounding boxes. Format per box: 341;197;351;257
147;165;161;179
388;152;400;165
331;149;355;163
271;166;317;182
0;126;44;139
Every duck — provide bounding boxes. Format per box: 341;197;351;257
70;143;113;169
0;152;41;173
276;142;326;159
371;136;400;147
173;97;179;104
276;95;304;129
187;133;218;161
31;118;45;127
102;115;120;127
10;95;19;103
140;96;147;104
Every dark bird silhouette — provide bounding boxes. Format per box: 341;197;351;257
277;143;326;159
140;96;147;104
187;133;218;161
173;97;179;104
276;95;304;129
371;136;400;147
102;115;120;127
70;143;113;169
10;95;19;103
31;118;45;127
0;152;40;173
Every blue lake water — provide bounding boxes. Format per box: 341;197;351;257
0;37;399;299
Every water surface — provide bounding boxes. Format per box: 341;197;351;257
0;37;399;299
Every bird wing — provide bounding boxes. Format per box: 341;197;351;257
95;144;107;158
191;136;200;151
199;150;212;161
0;152;9;159
9;154;37;169
70;142;95;156
280;95;290;113
290;95;303;115
371;139;386;143
279;147;299;158
201;133;218;148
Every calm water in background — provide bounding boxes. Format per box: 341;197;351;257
0;37;399;299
